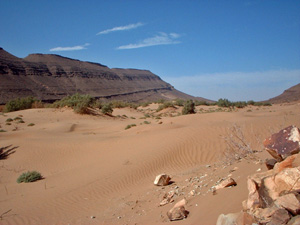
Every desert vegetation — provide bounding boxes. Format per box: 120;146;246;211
17;171;42;183
4;96;38;112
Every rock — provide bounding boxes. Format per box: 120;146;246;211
215;177;237;190
216;212;256;225
263;125;300;161
274;154;300;173
253;206;290;224
275;193;300;215
246;178;261;210
287;215;300;225
266;208;291;225
160;190;175;206
167;199;189;221
265;158;278;170
154;174;171;186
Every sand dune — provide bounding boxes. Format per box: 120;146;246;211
0;103;299;224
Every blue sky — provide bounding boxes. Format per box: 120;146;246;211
1;0;299;101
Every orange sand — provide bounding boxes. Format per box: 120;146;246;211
0;102;299;224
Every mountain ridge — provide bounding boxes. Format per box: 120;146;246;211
0;48;208;104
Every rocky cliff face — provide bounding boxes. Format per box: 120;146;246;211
0;48;201;104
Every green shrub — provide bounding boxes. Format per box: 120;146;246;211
125;124;136;130
4;96;36;112
6;123;11;125
247;100;255;105
156;102;175;112
17;171;42;183
0;129;6;132
182;100;195;115
13;117;22;121
194;100;210;106
233;101;247;108
144;121;151;124
28;123;35;126
6;118;13;122
53;93;93;114
263;102;272;106
101;103;113;114
174;99;185;106
217;98;232;108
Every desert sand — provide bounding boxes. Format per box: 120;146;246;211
0;102;300;225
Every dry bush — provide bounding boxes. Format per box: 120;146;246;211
221;124;258;164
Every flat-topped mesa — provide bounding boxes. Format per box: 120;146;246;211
0;48;205;104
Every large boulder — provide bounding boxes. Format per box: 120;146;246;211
154;174;171;186
264;125;300;161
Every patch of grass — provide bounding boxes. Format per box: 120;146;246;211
27;123;35;126
6;122;11;125
6;118;13;122
130;117;136;119
17;171;42;183
144;121;151;124
156;102;175;112
4;96;37;112
101;103;113;115
0;129;7;132
16;120;25;124
13;117;22;121
125;124;136;130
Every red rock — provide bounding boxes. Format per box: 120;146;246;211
274;154;297;173
266;208;291;225
154;174;171;186
215;177;237;190
246;178;261;210
216;212;256;225
265;158;278;170
287;215;300;225
264;125;300;161
167;199;189;221
275;193;300;215
253;206;290;224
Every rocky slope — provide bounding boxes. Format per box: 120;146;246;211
0;48;205;104
267;83;300;103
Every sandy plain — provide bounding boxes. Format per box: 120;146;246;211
0;102;299;225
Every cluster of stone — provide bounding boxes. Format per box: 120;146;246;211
217;125;300;225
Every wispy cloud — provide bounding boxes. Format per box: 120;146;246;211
50;43;90;52
117;32;181;50
97;22;144;35
166;69;300;101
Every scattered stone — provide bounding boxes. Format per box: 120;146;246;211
257;168;261;172
215;177;237;190
265;158;277;170
90;216;95;219
263;125;300;161
154;174;171;186
167;199;189;221
189;190;195;196
160;190;175;206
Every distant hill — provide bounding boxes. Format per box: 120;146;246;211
0;47;210;104
267;83;300;103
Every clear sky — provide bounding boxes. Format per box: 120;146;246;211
1;0;299;101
